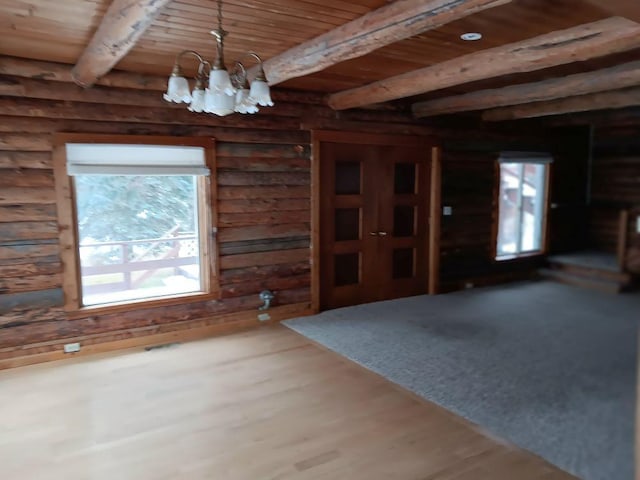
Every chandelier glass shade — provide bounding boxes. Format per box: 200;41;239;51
163;0;273;116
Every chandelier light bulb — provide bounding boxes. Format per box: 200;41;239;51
204;88;235;116
208;68;235;96
249;78;273;107
164;73;192;104
188;88;205;112
235;88;259;114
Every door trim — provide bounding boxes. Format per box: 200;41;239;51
428;147;442;295
311;130;441;312
311;133;322;313
312;130;437;146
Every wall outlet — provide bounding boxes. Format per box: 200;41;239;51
257;313;271;322
442;206;453;216
63;342;81;353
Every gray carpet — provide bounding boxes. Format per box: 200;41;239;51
284;281;639;480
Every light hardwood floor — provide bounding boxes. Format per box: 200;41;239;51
0;325;576;479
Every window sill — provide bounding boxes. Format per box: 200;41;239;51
495;251;545;262
66;291;220;320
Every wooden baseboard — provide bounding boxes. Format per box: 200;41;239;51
0;302;313;371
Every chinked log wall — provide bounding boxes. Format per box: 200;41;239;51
438;129;561;292
0;56;548;366
441;125;596;290
0;65;324;367
589;108;640;266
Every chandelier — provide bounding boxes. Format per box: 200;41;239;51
163;0;274;116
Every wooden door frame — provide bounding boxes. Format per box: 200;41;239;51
310;130;441;313
428;147;442;295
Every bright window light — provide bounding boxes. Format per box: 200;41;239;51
496;162;548;259
74;175;204;306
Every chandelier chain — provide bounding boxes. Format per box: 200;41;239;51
217;0;223;31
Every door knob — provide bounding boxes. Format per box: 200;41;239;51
369;232;378;236
377;231;388;236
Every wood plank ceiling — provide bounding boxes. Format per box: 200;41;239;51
0;0;639;118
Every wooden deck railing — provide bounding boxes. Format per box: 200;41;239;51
79;233;198;295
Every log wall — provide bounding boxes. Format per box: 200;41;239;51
0;56;552;365
0;62;327;365
0;120;314;364
437;127;576;291
590;109;640;254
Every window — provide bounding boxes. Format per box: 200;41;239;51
54;135;217;313
495;153;551;259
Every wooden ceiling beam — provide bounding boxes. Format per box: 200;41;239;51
71;0;174;88
1;56;167;91
412;60;640;117
0;56;329;108
482;87;640;121
260;0;512;86
583;0;640;22
328;17;640;110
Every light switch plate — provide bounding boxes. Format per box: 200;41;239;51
636;216;640;233
442;206;453;216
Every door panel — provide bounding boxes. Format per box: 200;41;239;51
375;146;429;300
318;134;433;310
320;143;379;309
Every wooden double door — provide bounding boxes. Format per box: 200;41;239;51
316;132;436;310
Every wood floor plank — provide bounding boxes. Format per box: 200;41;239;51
0;325;576;479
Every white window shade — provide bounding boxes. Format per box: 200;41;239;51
66;144;210;176
498;152;554;164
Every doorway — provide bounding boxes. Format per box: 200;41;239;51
312;131;440;310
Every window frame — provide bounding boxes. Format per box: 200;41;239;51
53;133;219;317
492;156;551;262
